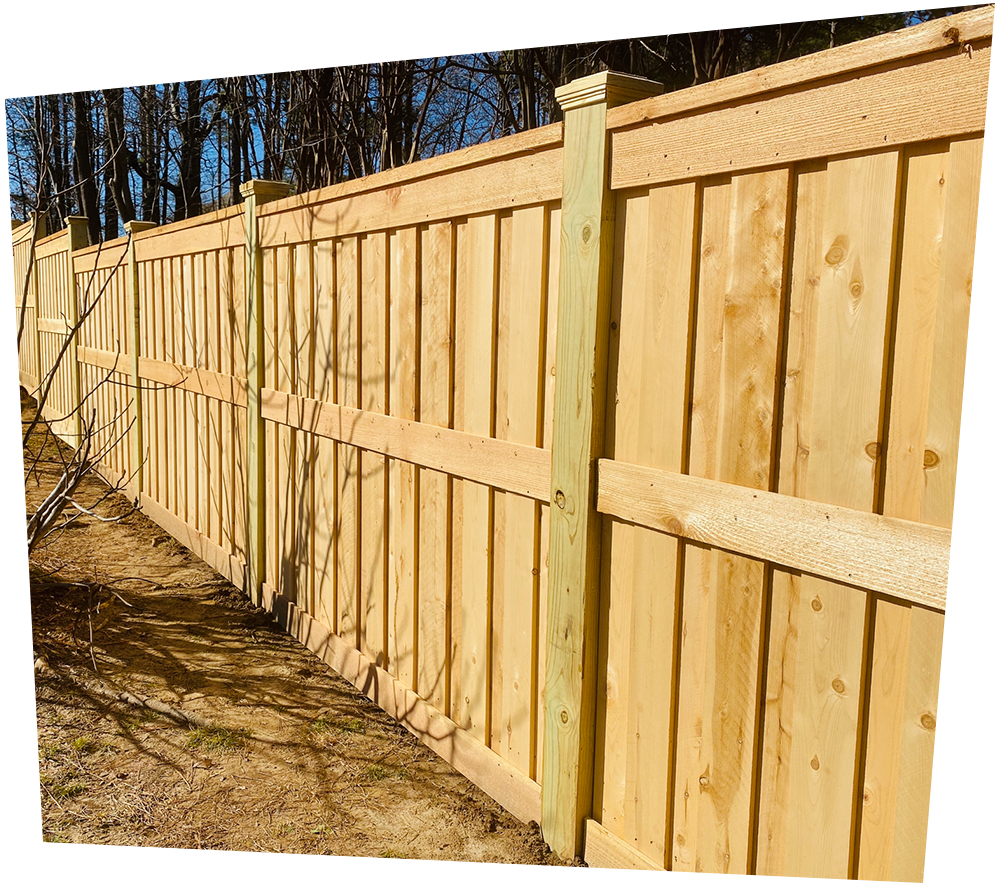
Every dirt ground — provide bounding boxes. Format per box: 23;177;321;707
22;390;571;866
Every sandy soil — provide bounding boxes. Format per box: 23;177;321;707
23;390;572;866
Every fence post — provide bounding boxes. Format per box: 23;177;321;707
240;179;291;607
29;211;48;390
542;71;662;861
63;217;89;448
124;220;157;499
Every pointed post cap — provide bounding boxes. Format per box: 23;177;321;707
555;71;663;112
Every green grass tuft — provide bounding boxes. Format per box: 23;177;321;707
186;726;250;751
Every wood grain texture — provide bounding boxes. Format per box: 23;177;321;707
492;206;547;778
541;72;666;860
312;239;338;635
542;96;614;862
336;236;361;648
584;819;665;871
610;43;990;190
859;137;982;883
596;181;697;866
757;151;900;879
417;221;454;714
360;232;388;665
597;462;949;612
451;213;498;742
670;169;788;875
388;227;418;688
606;7;993;132
259;139;562;248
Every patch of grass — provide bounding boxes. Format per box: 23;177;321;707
71;736;94;754
50;781;86;799
39;743;64;762
186;726;251;751
307;715;336;734
365;764;389;782
379;849;406;859
43;833;71;843
337;717;366;734
308;715;366;735
119;708;160;732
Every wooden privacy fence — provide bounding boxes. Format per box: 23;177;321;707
12;8;991;880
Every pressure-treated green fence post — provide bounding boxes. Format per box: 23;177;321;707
240;179;291;606
542;71;662;862
124;220;157;499
63;216;90;449
28;211;48;391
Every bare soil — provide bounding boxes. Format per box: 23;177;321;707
23;390;570;866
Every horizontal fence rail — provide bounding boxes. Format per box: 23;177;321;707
11;7;991;882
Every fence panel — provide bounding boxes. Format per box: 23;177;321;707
11;8;991;878
590;15;989;880
131;208;247;584
257;132;562;808
74;238;131;484
12;219;42;389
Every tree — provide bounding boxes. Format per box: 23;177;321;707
6;9;979;238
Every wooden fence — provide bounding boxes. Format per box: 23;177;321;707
11;8;992;880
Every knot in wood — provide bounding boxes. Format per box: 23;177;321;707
825;235;849;266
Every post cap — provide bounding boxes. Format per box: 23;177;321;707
555;71;664;112
124;220;158;235
63;216;90;250
239;179;292;203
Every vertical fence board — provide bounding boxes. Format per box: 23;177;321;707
275;245;297;602
673;168;789;875
361;232;388;664
292;243;315;614
600;180;698;865
760;151;901;879
417;221;454;714
337;236;361;647
536;203;561;781
313;239;338;633
451;213;497;742
388;227;418;687
218;251;233;554
493;205;546;776
860;136;981;883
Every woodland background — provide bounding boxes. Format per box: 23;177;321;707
5;7;979;242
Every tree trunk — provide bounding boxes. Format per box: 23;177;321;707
72;91;101;244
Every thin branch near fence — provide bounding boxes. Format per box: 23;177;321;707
13;7;992;881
